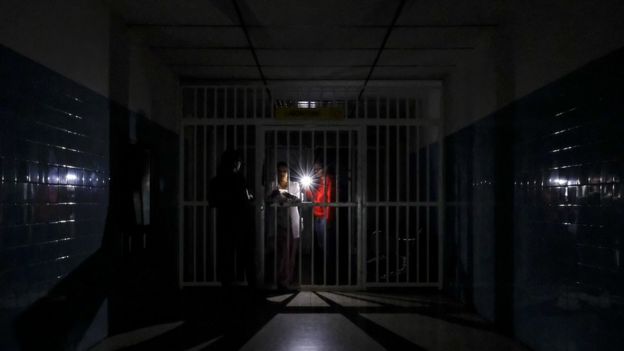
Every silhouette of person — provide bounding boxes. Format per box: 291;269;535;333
208;149;256;289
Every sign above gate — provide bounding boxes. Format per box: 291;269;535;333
275;106;345;120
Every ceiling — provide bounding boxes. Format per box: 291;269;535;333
108;0;500;87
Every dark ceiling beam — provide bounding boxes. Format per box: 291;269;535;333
358;0;408;100
231;0;271;99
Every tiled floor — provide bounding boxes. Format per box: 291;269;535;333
93;291;531;350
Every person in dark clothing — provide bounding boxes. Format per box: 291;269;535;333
208;148;256;289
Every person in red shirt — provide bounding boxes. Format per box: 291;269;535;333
305;161;332;254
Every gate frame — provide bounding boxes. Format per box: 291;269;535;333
177;81;445;290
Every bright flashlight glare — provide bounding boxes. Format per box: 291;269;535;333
301;175;313;188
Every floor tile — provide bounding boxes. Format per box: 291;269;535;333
240;314;385;351
337;292;426;307
317;292;382;307
287;292;329;307
360;313;529;351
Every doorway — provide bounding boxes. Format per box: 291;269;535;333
260;127;361;288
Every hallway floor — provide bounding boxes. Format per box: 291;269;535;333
95;290;530;350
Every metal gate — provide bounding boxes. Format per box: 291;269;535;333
179;83;443;289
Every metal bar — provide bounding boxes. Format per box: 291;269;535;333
234;87;237;119
395;127;399;282
375;125;380;283
194;88;198;118
244;87;248;119
253;88;257;119
203;88;207;119
224;88;228;119
193;126;198;282
336;131;340;284
416;126;420;283
213;88;217;119
385;125;389;282
244;126;248;177
323;130;327;286
358;126;366;288
262;88;266;119
212;126;217;281
438;96;445;289
274;130;278;286
426;131;430;283
255;125;265;286
286;130;291;288
177;88;185;287
406;126;411;282
203;126;208;281
299;129;303;286
182;118;441;127
348;130;352;285
311;128;315;284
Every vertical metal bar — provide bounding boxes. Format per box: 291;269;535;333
203;126;208;282
177;90;184;287
299;129;303;286
438;96;446;289
311;128;315;284
395;126;399;282
336;131;340;284
274;130;277;285
262;88;266;119
286;130;291;287
224;87;228;119
193;126;198;282
416;126;420;283
323;130;327;286
213;87;217;119
358;126;366;288
244;126;248;177
426;130;430;283
375;126;380;283
234;87;237;119
244;87;248;119
194;88;198;118
348;130;352;285
406;126;411;282
212;126;217;281
203;88;208;119
385;125;390;283
396;97;400;119
255;125;265;286
253;88;257;119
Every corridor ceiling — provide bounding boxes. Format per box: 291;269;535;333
108;0;500;85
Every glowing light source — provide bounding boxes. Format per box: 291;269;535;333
66;173;78;182
301;175;313;188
